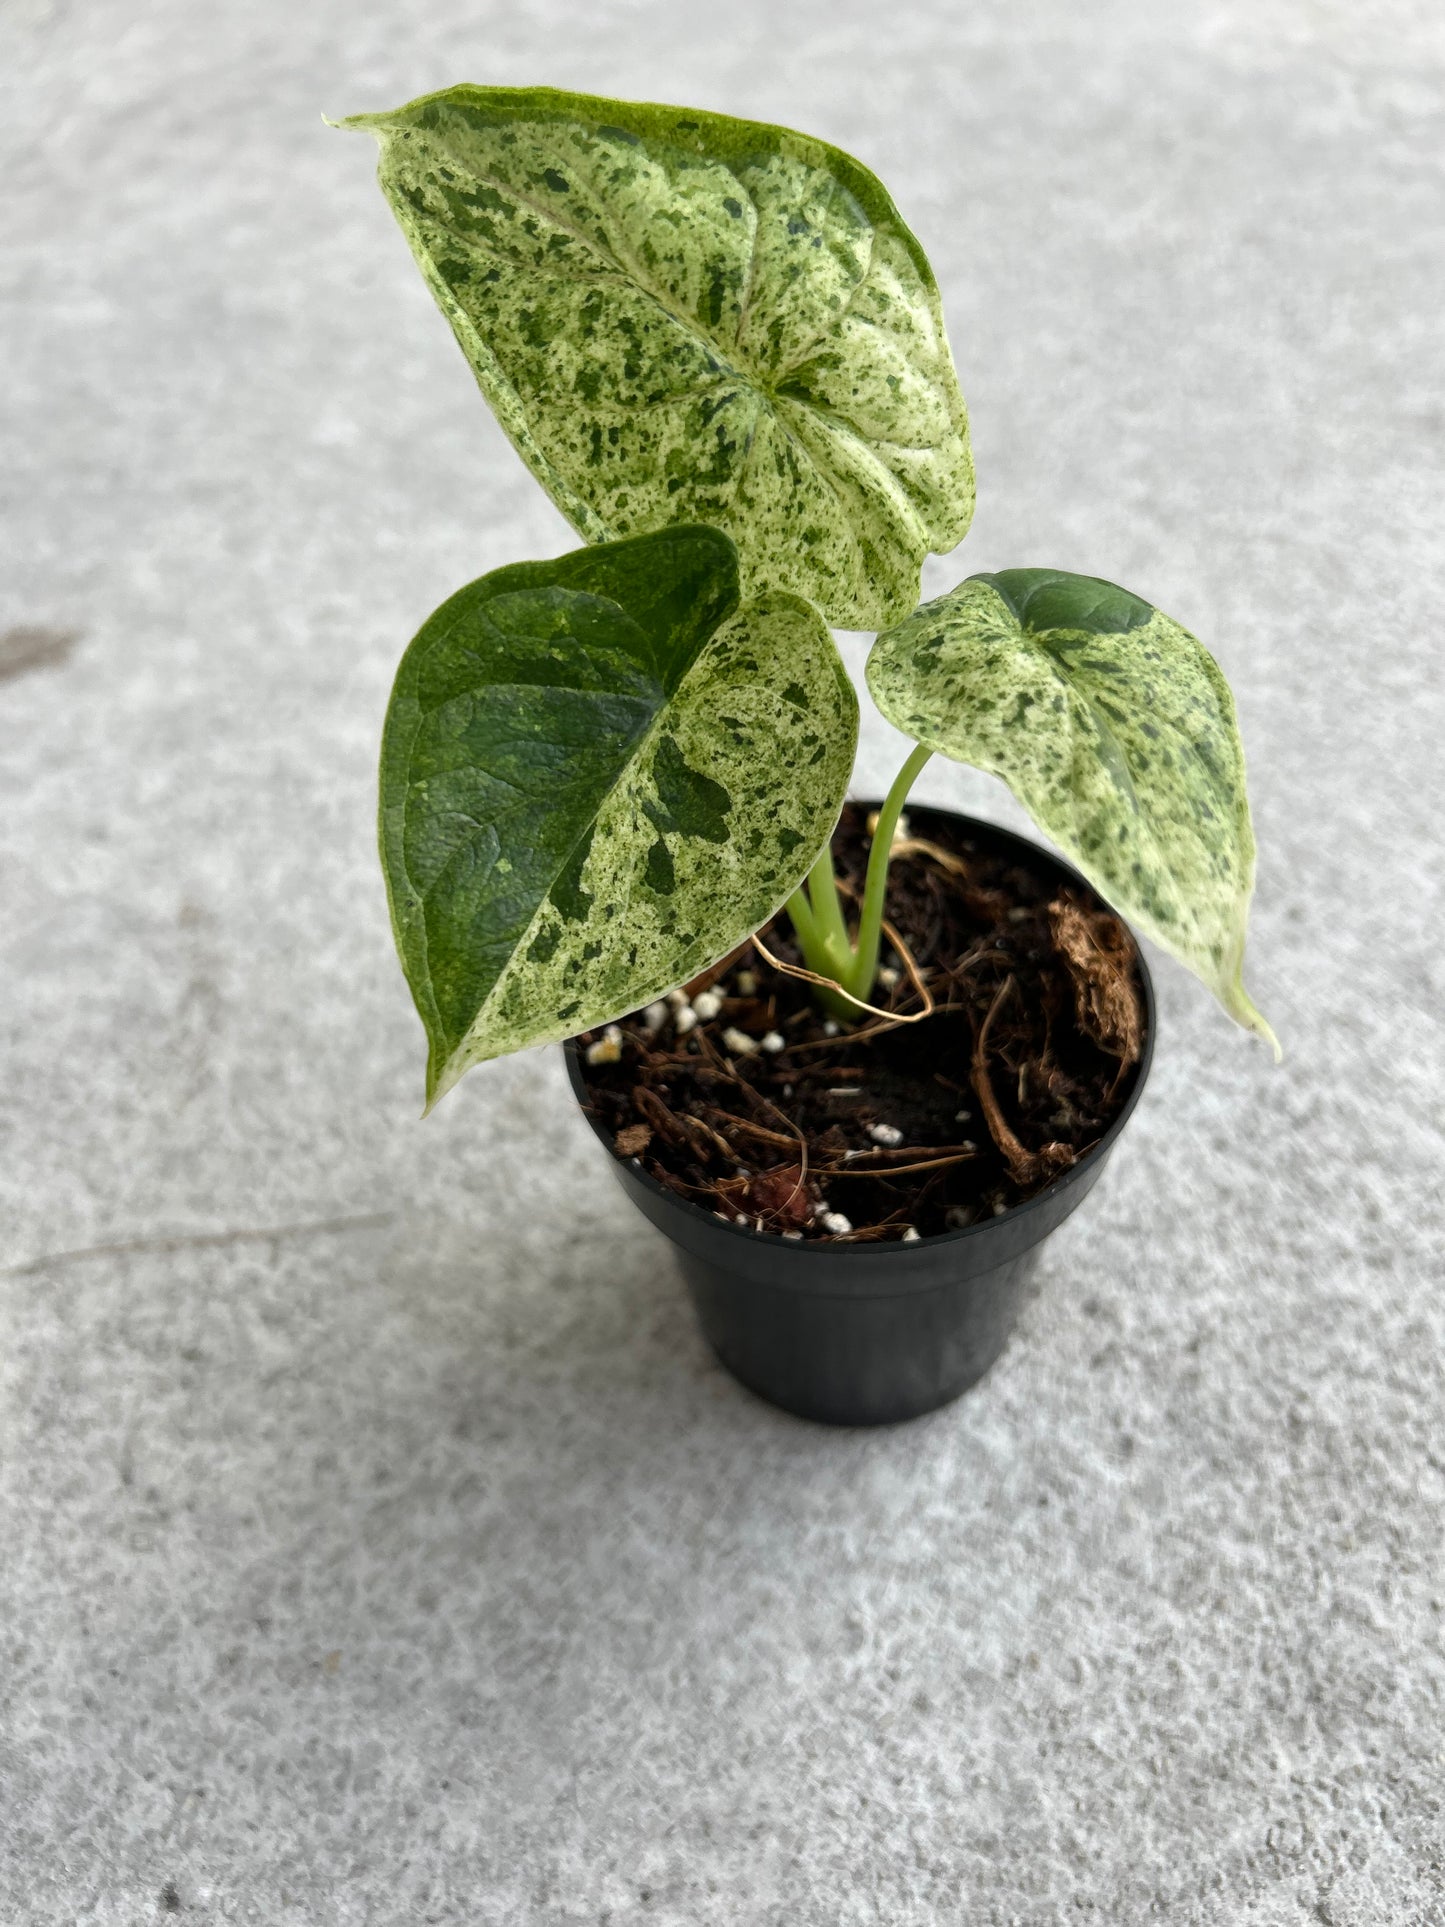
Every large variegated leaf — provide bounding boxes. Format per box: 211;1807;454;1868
342;85;974;630
380;526;857;1104
867;568;1277;1049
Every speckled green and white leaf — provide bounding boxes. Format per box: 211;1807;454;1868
379;526;857;1105
342;85;973;630
867;568;1276;1049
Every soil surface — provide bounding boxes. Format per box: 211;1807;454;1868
575;805;1147;1242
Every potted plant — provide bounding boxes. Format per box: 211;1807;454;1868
340;86;1276;1424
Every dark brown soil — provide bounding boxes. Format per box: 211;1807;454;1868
574;804;1147;1243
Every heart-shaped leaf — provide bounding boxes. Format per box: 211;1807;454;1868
380;525;858;1104
342;86;974;630
867;568;1277;1049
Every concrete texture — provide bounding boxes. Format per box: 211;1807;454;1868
3;1;1443;1920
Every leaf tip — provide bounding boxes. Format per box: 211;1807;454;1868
1220;974;1282;1063
326;110;387;140
422;1040;471;1115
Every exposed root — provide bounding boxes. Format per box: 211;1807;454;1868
970;977;1078;1188
1048;895;1144;1070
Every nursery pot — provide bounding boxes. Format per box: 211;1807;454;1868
565;809;1155;1427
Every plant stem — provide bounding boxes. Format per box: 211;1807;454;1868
786;842;853;983
841;742;933;1005
784;879;821;955
782;743;934;1021
805;841;851;960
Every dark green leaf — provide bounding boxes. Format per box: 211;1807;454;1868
380;525;858;1102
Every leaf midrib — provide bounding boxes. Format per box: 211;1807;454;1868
406;574;727;1073
398;577;664;1051
1029;629;1144;820
442;660;709;1075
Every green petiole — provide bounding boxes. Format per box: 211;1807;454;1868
785;742;933;1022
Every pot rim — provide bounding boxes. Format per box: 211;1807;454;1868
564;804;1156;1260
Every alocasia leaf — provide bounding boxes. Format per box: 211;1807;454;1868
380;525;857;1104
342;85;974;630
866;568;1277;1050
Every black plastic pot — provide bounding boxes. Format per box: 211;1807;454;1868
566;809;1155;1427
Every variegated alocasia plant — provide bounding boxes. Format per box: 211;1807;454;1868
347;86;1276;1108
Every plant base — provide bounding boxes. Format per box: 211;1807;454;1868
567;808;1155;1425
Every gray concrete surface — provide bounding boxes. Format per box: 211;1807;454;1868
3;2;1443;1921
